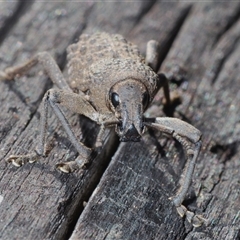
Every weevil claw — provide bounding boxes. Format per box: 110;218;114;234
0;70;12;80
7;155;24;167
56;163;72;173
173;204;207;227
176;205;187;218
191;214;208;227
57;157;91;173
7;153;40;167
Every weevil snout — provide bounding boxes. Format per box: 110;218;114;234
117;107;142;142
119;123;141;142
108;79;150;142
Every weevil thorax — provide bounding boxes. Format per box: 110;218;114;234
107;78;149;142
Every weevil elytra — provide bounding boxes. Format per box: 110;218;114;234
0;32;205;227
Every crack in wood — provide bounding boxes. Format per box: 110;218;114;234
210;141;238;163
212;4;240;49
0;1;34;45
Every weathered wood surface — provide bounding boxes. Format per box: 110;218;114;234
0;1;239;240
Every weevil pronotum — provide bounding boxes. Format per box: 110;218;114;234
0;32;206;227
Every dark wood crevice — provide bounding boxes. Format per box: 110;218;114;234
0;1;34;45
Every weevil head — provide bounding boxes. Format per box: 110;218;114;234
107;79;150;142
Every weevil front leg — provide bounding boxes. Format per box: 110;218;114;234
8;88;102;172
145;117;207;227
51;92;118;173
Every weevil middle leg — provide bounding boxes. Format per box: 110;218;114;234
146;40;171;108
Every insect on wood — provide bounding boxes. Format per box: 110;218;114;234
0;32;206;227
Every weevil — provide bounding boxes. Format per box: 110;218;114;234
0;32;205;227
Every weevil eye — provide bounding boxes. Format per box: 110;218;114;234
111;92;120;108
142;92;149;109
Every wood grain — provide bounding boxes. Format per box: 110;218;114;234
0;1;239;240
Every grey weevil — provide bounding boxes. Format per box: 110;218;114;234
0;32;206;227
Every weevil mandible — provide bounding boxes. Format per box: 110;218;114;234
0;32;205;227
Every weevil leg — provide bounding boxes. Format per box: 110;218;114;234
52;91;118;172
158;73;182;118
94;119;118;148
7;91;50;167
47;89;95;172
43;89;118;173
146;40;160;72
7;88;105;173
0;51;71;91
146;40;171;107
157;73;171;107
145;43;179;113
144;117;207;227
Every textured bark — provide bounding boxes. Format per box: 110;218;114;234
0;1;239;240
